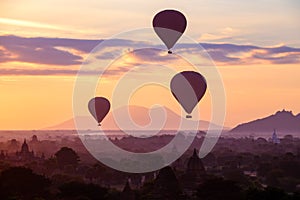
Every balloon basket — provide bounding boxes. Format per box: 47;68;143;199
98;123;101;126
168;50;172;54
186;115;192;119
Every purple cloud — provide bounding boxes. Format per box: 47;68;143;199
0;35;150;66
178;43;300;65
0;35;299;76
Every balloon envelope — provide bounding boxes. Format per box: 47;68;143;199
170;71;207;117
153;10;187;51
88;97;110;125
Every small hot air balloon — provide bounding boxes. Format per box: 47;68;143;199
88;97;110;126
153;9;187;54
170;71;207;118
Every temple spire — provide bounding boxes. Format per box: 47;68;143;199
192;148;197;157
272;129;280;144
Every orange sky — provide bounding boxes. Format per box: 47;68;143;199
0;1;300;130
1;63;300;130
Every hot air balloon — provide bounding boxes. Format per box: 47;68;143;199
153;9;187;54
170;71;207;118
88;97;110;126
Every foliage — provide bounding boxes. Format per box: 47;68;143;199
0;167;50;200
55;147;80;169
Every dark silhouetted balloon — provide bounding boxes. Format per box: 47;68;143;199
153;9;187;54
88;97;110;126
170;71;207;118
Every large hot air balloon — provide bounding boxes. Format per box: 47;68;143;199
170;71;207;118
88;97;110;126
153;9;187;54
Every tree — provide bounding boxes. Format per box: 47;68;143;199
0;167;50;200
55;147;80;170
140;166;184;200
58;181;108;200
245;186;294;200
196;177;243;200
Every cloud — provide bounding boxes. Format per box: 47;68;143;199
199;27;240;42
0;35;299;76
0;35;152;66
199;43;300;65
0;68;80;76
0;35;102;65
0;67;130;76
0;18;62;30
130;48;178;63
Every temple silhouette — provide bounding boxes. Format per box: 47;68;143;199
16;139;35;160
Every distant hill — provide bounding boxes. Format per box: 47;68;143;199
45;105;225;131
230;110;300;133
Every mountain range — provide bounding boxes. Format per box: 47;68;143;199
45;105;224;131
230;109;300;133
46;108;300;134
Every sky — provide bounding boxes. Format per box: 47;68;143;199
0;0;300;130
